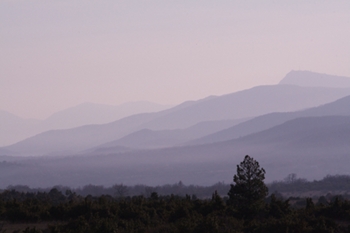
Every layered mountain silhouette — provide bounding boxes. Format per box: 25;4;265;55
1;115;350;187
43;101;172;129
74;115;350;184
3;84;350;156
1;70;350;187
138;84;350;130
0;110;41;147
0;101;170;147
92;119;246;150
190;94;350;145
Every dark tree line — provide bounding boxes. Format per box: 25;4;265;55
269;173;350;194
5;174;350;199
1;188;350;232
4;182;230;199
1;155;350;232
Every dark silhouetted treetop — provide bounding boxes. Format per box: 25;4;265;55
228;155;268;216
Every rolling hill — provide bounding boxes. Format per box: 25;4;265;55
1;115;350;187
92;119;246;150
0;101;170;147
190;94;350;145
0;110;42;147
42;101;172;130
3;84;350;156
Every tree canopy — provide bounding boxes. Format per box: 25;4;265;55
228;155;268;216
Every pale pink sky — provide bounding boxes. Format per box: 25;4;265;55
1;1;350;119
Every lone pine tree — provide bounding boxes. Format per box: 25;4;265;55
228;155;268;217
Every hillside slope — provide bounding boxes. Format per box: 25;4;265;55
1;115;350;187
190;94;350;145
3;85;350;156
279;70;350;88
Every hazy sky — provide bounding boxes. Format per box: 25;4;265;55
1;1;350;119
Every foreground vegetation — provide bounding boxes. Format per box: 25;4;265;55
1;155;350;232
1;188;350;232
5;174;350;199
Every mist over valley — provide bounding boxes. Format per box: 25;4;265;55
1;71;350;189
2;3;350;232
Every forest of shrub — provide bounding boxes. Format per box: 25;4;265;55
5;173;350;199
1;187;350;232
1;156;350;233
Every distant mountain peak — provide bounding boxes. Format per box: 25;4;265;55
279;70;350;88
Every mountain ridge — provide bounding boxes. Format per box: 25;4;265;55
189;94;350;145
1;115;350;187
0;101;171;147
279;70;350;88
4;84;350;156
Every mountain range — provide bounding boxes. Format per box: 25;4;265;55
4;84;350;156
280;70;350;88
1;70;350;188
0;101;171;147
189;94;350;145
1;114;350;187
